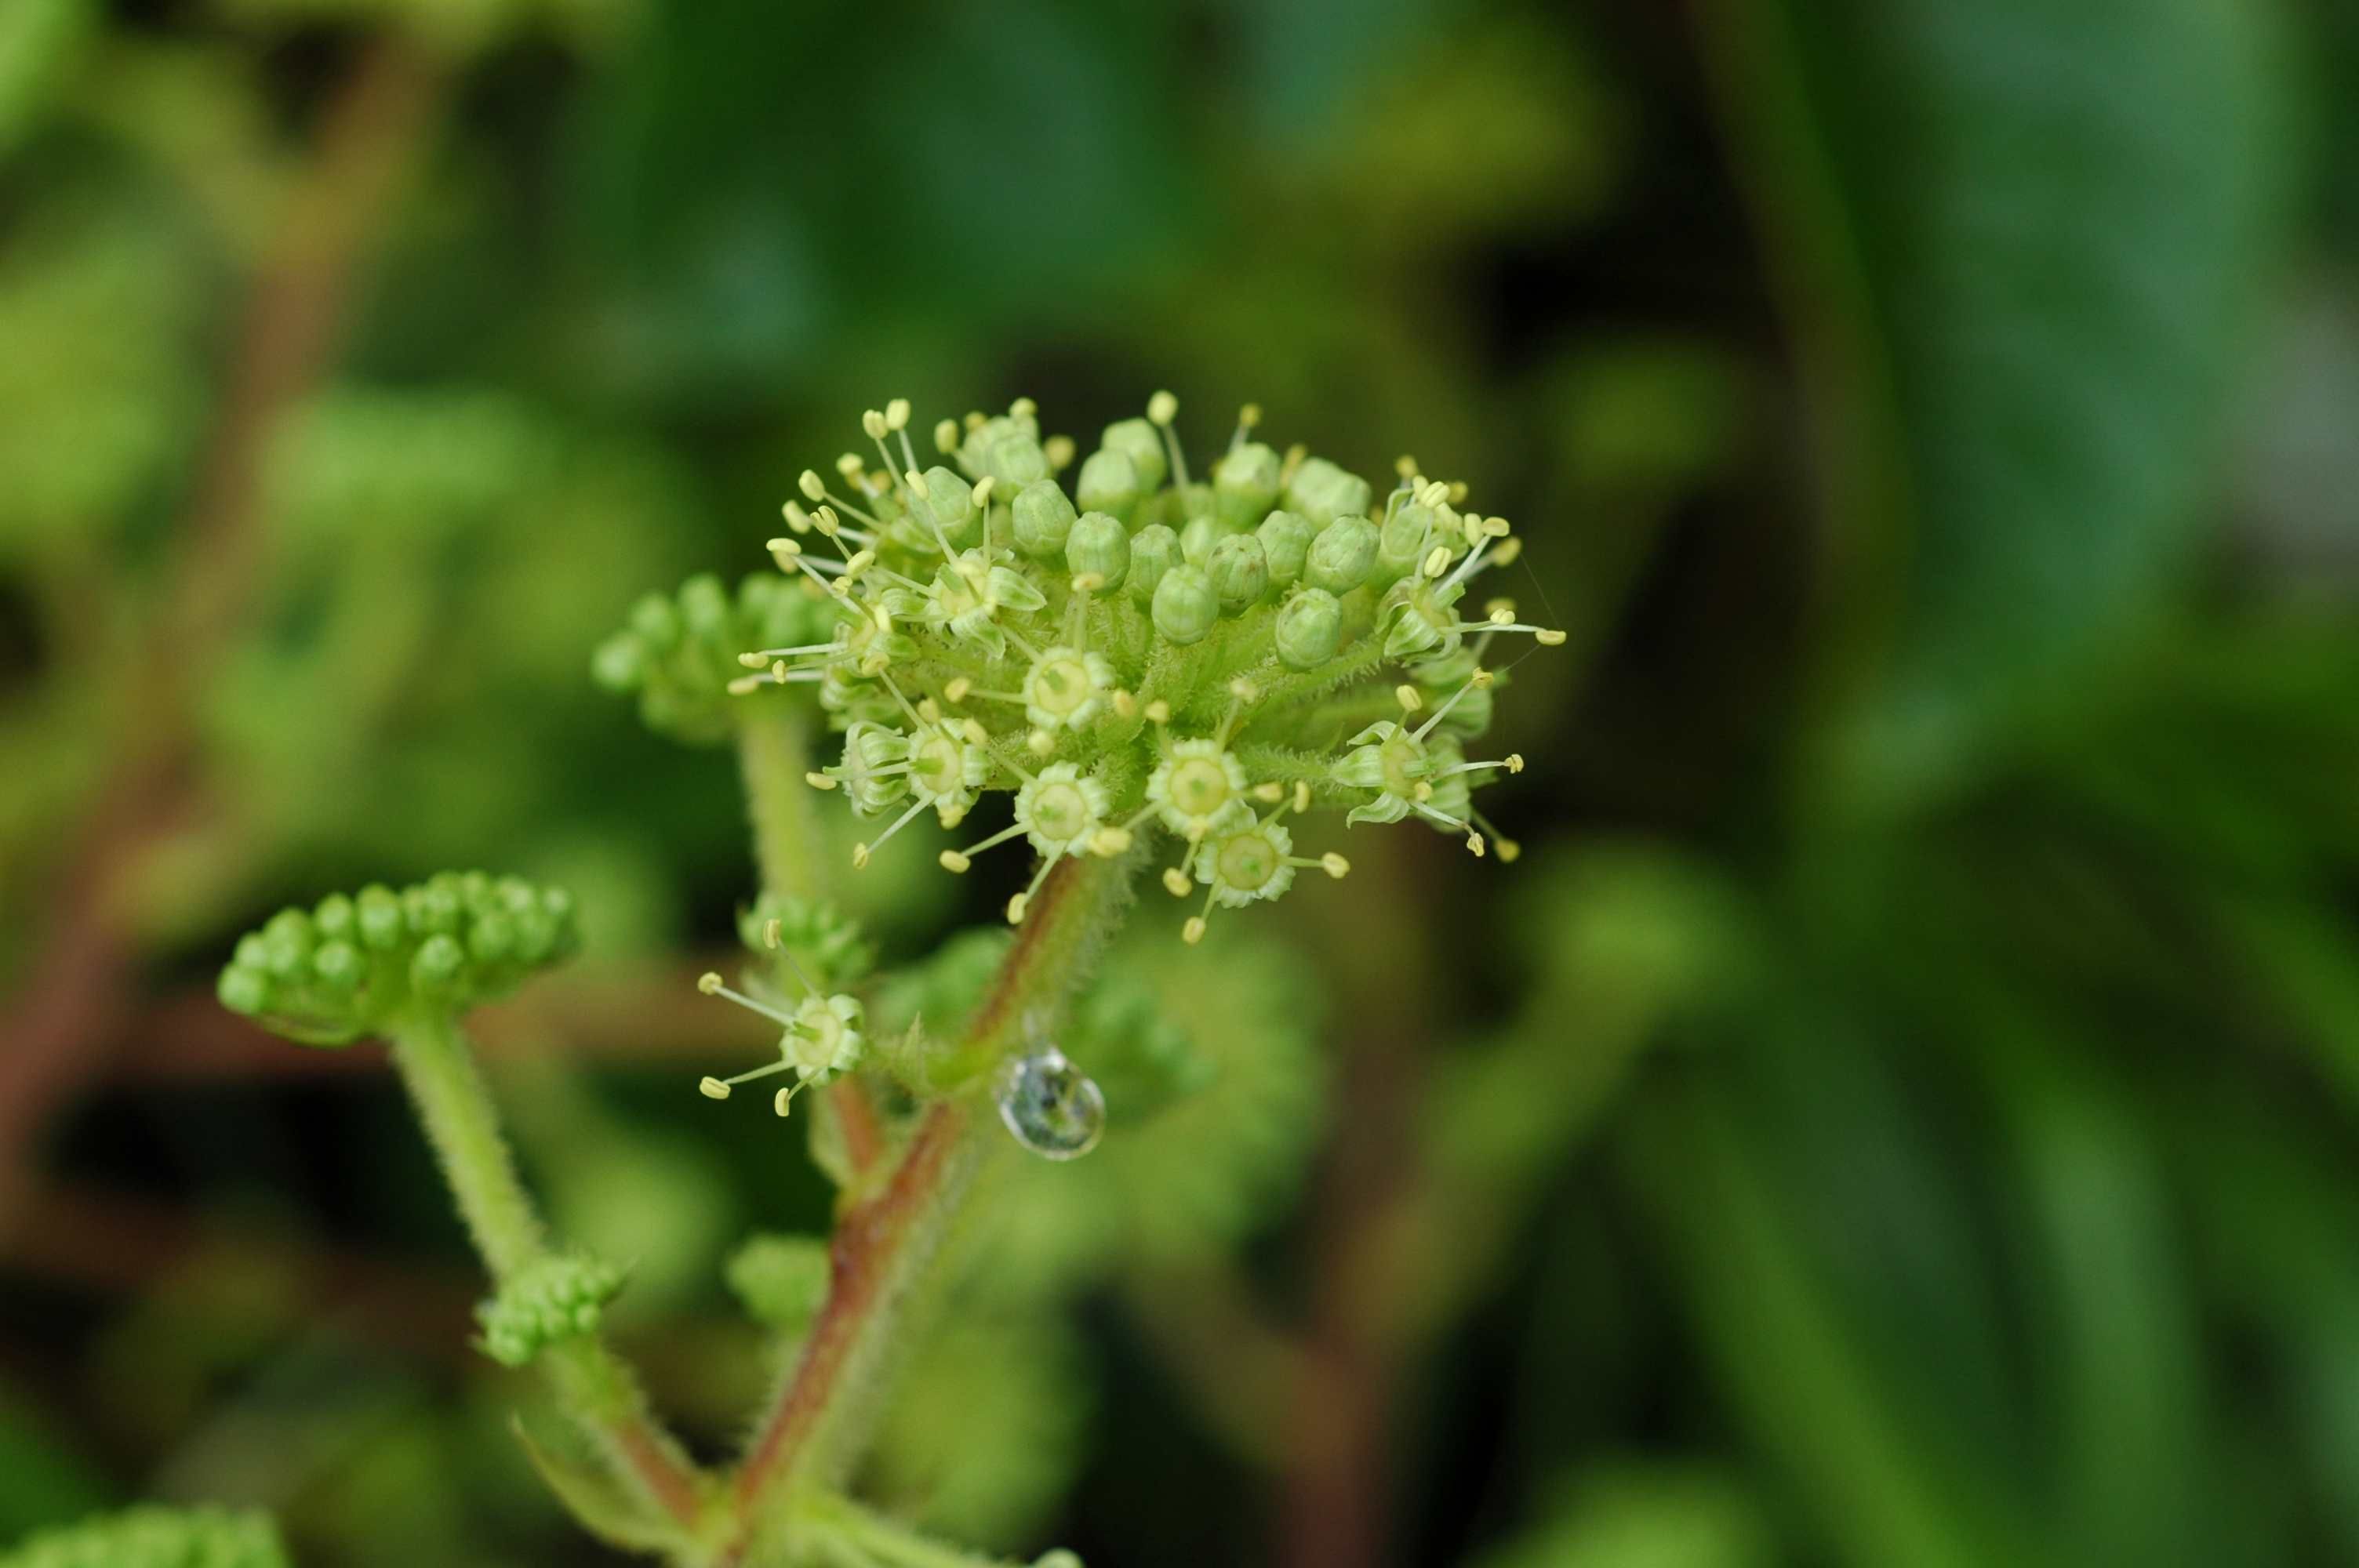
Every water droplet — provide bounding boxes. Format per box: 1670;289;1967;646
996;1045;1105;1160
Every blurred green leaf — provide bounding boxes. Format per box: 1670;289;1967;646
0;0;91;155
1707;0;2295;793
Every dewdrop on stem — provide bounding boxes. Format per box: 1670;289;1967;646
996;1039;1106;1160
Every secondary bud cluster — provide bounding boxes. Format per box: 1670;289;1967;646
217;873;579;1045
2;1506;290;1568
594;572;835;746
475;1254;627;1368
732;393;1558;942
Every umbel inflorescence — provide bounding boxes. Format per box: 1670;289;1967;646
736;392;1560;945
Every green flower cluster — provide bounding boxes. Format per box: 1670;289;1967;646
735;893;875;988
217;873;580;1045
594;572;836;746
475;1253;628;1367
739;394;1558;942
0;1507;288;1568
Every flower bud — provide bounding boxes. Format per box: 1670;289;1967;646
980;430;1049;490
913;465;976;543
1075;449;1140;524
1128;523;1181;600
1179;513;1227;566
1011;478;1077;557
1376;502;1438;583
1213;441;1281;530
1285;456;1373;526
1208;532;1268;609
1256;509;1314;586
1152;564;1219;644
1100;417;1169;494
1066;510;1130;590
1275;588;1344;668
1306;515;1379;593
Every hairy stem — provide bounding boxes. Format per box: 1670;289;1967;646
388;1015;707;1533
740;705;827;903
725;851;1138;1557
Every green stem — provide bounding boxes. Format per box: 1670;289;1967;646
724;851;1140;1559
741;705;825;902
387;1014;710;1535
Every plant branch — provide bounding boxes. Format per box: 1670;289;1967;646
740;705;827;905
724;851;1138;1560
387;1014;708;1534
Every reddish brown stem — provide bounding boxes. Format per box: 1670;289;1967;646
0;33;442;1227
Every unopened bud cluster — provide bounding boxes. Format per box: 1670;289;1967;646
737;393;1558;942
594;572;836;746
217;873;579;1045
475;1254;627;1367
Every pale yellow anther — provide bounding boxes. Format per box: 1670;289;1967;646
961;719;990;745
972;475;995;506
1252;782;1285;804
772;534;803;557
1467;833;1486;858
1147;390;1179;426
1111;689;1137;718
1495;837;1522;863
782;499;811;531
1090;827;1133;856
1489;607;1516;626
1462;514;1486;547
1162;867;1191;898
1006;893;1030;924
905;470;930;499
1417;480;1449;508
1239;403;1263;429
940;806;968;829
843;549;875;578
799;470;826;501
772;660;789;682
739;652;769;669
935;417;960;453
836;452;865;479
1397;684;1423;713
1281;442;1308;481
1423;544;1453;578
1506;753;1525;774
1144;699;1172;724
862;408;889;440
1321;851;1350;879
852;843;872;869
700;1076;732;1100
1182;916;1207;946
1414;782;1435;801
1536;628;1567;646
1448;481;1470;505
917;696;942;724
1470;668;1496;688
698;972;724;995
1027;729;1056;757
943;677;972;703
1228;677;1259;702
964;411;987;431
939;849;972;873
773;1087;795;1117
1294;782;1312;813
727;676;762;695
1492;537;1524;567
885;397;911;431
805;771;838;790
1070;572;1105;593
1045;434;1074;470
1396;455;1419;478
805;506;836;538
1010;396;1037;419
1483;516;1510;538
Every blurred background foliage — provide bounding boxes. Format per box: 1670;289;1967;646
2;0;2358;1565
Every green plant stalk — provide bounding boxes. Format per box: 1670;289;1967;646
388;1014;710;1533
725;849;1140;1556
740;704;825;902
